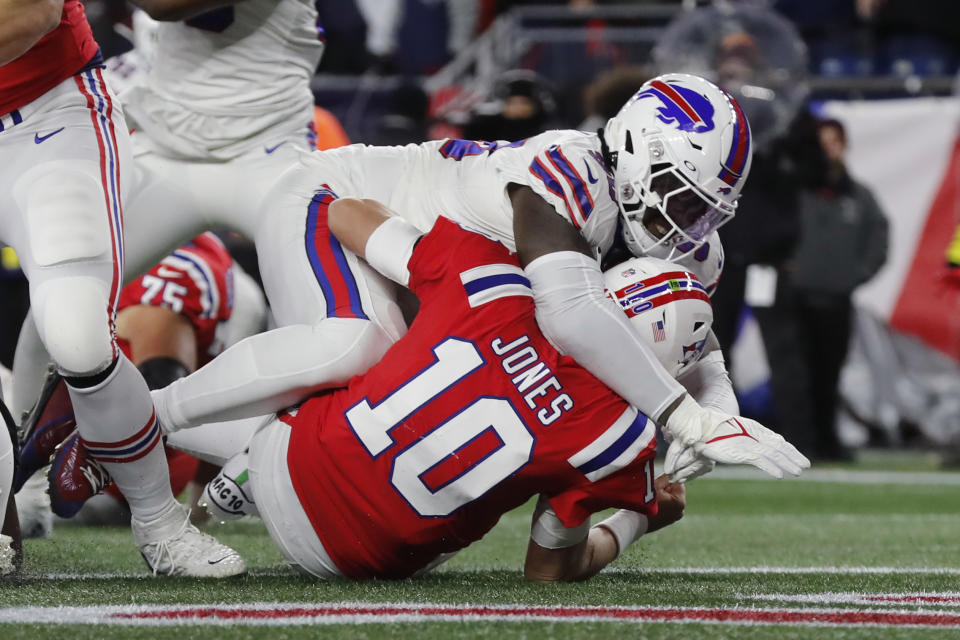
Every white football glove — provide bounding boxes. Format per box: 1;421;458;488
662;395;810;481
663;441;716;483
661;394;728;447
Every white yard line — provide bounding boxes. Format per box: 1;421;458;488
26;566;960;581
611;566;960;575
1;601;959;628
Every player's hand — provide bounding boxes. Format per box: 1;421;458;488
668;415;811;480
663;440;715;483
647;475;686;534
663;393;743;446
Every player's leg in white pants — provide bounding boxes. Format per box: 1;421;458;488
121;135;308;278
11;129;306;418
154;168;408;432
0;72;176;523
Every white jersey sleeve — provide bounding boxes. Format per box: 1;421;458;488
493;131;620;257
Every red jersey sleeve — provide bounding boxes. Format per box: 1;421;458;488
404;221;448;298
407;217;526;301
535;405;660;529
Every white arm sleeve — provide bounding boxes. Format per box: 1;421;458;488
530;495;590;549
675;331;739;416
363;216;423;287
524;251;685;421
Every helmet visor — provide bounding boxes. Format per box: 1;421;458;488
641;166;732;242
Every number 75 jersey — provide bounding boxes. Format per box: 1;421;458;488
284;218;659;579
116;232;234;364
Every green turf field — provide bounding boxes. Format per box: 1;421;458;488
3;461;960;639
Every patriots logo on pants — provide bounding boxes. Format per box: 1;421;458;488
635;80;716;133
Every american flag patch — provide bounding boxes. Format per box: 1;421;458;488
652;319;666;343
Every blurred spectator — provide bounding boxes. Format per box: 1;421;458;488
355;0;404;71
316;0;370;74
748;117;889;460
712;109;822;364
710;109;825;450
462;69;559;141
353;0;480;75
579;65;652;132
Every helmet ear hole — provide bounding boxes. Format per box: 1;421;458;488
624;130;634;154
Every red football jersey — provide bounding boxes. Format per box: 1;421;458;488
117;233;234;365
285;218;658;579
0;0;100;114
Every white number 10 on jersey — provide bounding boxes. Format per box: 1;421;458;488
345;338;534;517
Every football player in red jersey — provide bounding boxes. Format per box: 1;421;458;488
0;1;243;575
15;234;267;529
167;200;806;580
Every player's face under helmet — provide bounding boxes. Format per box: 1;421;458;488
602;256;713;377
604;73;752;260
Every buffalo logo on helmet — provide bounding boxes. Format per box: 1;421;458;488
635;80;716;134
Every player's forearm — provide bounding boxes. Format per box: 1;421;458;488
524;251;686;422
676;331;738;415
0;0;62;65
129;0;244;22
329;198;421;286
524;526;619;583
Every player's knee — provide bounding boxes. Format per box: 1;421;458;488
32;277;114;376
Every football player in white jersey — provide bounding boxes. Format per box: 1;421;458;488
12;0;326;417
145;73;796;483
120;0;325;267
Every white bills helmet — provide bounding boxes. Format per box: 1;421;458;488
603;256;713;377
603;73;752;260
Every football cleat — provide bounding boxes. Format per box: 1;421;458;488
14;367;76;493
200;452;258;521
0;534;14;576
133;502;246;578
48;430;112;519
15;471;53;538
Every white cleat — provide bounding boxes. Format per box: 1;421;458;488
132;502;246;578
15;470;53;539
0;534;14;576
